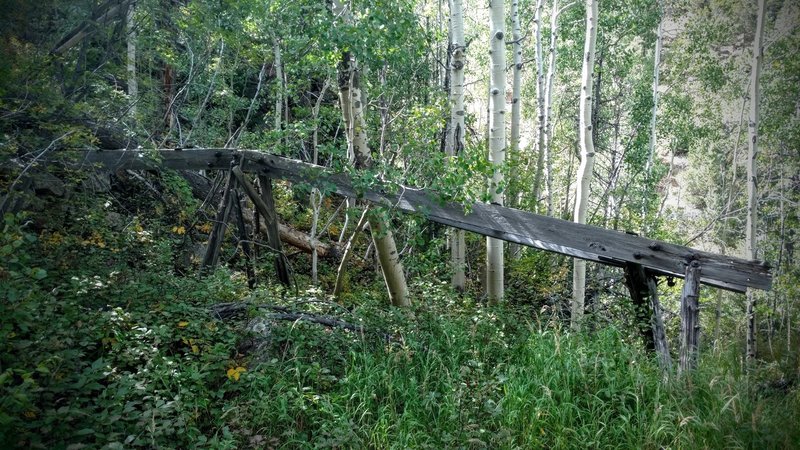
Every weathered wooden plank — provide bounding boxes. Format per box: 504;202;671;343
231;167;290;285
257;175;292;287
679;260;702;375
624;263;672;371
623;263;657;351
201;171;235;271
53;149;772;292
232;189;256;288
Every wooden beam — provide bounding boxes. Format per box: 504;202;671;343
679;260;702;375
232;189;256;288
257;175;291;287
52;0;134;55
201;171;235;271
52;149;772;292
231;167;290;285
623;263;657;351
624;263;672;371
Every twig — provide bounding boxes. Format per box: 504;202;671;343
210;301;398;343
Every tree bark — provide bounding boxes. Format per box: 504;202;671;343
508;0;524;260
487;0;508;303
332;0;409;306
679;260;701;375
274;39;283;142
645;8;663;177
745;0;765;362
310;80;330;285
543;0;573;217
334;207;371;298
447;0;467;291
126;2;137;116
532;0;546;212
571;0;598;331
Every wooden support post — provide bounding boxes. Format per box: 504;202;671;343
647;275;672;372
624;262;672;371
624;262;657;351
679;259;702;375
252;174;291;286
231;168;290;286
232;189;256;288
202;172;236;271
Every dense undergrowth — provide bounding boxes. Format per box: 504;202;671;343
1;190;799;449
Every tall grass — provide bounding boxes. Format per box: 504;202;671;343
234;289;800;449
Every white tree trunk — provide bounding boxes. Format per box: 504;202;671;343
571;0;598;330
332;0;409;306
487;0;507;303
543;0;573;216
645;10;663;177
532;0;546;211
448;0;467;291
126;3;137;115
509;0;523;173
274;39;283;136
746;0;765;360
508;0;523;259
310;80;330;285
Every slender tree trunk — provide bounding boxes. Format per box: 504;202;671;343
745;0;765;361
274;39;283;141
645;8;663;177
309;80;330;285
332;0;409;306
571;0;598;330
642;5;663;230
126;2;137;116
448;0;467;291
509;0;523;188
164;64;175;134
334;207;370;298
508;0;523;259
532;0;546;211
487;0;507;303
543;1;573;216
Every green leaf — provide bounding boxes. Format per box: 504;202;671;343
30;268;47;280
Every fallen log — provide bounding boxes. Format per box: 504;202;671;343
210;302;396;343
278;223;340;259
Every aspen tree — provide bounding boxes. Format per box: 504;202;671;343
571;0;598;330
645;5;663;177
487;0;507;303
543;0;573;216
532;0;546;211
508;0;523;259
746;0;765;360
448;0;467;291
126;2;137;116
332;0;409;306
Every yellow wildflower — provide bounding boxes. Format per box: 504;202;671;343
226;366;246;381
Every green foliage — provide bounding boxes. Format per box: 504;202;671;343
222;290;800;448
506;251;569;307
0;205;248;448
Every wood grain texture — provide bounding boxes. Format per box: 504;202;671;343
55;149;772;292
